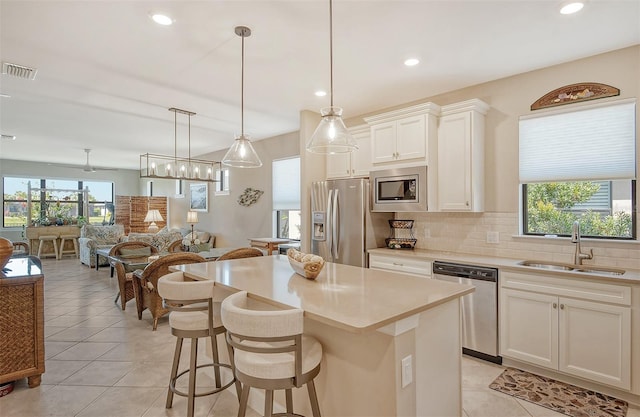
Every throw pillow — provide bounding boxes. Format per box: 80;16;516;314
119;247;152;258
197;231;211;243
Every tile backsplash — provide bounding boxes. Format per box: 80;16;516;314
409;212;639;270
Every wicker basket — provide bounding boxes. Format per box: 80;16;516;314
288;257;324;280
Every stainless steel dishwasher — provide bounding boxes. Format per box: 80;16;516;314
432;261;502;364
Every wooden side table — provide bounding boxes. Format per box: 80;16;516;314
248;238;291;255
0;256;45;388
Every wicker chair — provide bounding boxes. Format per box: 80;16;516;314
109;242;158;311
133;252;206;330
167;239;185;253
215;247;264;261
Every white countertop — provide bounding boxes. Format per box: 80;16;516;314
369;248;640;283
173;254;474;333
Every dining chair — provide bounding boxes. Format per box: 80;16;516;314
109;241;157;310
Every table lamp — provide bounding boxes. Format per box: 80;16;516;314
186;211;199;244
144;209;164;233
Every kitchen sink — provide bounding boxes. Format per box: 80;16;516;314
573;266;626;276
518;260;625;276
518;260;575;271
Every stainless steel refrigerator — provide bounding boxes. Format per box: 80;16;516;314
311;178;392;267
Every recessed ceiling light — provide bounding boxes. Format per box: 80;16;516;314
404;58;420;67
0;93;10;98
315;90;327;97
151;13;173;26
560;2;584;14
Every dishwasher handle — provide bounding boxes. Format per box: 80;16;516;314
432;261;498;283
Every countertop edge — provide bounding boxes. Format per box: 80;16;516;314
368;248;640;283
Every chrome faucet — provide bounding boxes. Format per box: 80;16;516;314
571;221;593;265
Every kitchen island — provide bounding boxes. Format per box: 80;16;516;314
175;255;474;417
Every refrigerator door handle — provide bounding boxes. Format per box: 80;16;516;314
326;189;334;261
332;189;340;259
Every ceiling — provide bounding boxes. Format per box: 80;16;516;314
1;1;639;171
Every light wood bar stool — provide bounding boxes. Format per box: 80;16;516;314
59;234;79;259
221;290;323;417
157;271;239;417
37;235;59;259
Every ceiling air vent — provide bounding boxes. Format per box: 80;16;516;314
2;62;38;80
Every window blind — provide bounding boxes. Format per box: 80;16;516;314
272;157;300;210
519;98;636;183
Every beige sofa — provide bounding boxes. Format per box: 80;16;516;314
124;228;184;253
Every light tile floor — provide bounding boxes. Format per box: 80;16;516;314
2;258;638;417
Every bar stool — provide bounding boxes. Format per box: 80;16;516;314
221;290;323;417
37;235;59;259
157;271;239;417
59;234;79;259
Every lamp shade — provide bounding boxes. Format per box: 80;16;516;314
306;107;358;154
222;134;263;168
186;211;199;224
144;209;164;223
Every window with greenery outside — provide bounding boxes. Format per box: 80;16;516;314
524;180;634;239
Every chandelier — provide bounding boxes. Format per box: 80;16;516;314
140;107;221;182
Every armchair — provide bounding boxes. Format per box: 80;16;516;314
132;252;206;330
78;224;125;268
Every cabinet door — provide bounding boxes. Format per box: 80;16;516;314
500;288;558;369
326;152;351;179
351;129;372;177
559;297;631;389
396;115;426;161
371;121;397;164
438;112;472;211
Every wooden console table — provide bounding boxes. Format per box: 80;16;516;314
0;256;45;388
25;225;80;256
248;238;291;255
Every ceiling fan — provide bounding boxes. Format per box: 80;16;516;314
48;149;118;172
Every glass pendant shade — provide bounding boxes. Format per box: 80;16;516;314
222;134;262;168
306;107;358;154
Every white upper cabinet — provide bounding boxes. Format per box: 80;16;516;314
437;99;489;212
364;102;440;167
326;124;371;179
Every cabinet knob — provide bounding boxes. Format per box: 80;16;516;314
392;262;404;266
553;303;557;309
560;304;565;310
465;201;470;206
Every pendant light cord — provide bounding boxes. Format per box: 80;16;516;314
241;30;245;137
329;0;334;108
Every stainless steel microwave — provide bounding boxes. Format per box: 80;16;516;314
370;166;427;212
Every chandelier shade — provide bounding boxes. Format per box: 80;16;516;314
140;107;221;182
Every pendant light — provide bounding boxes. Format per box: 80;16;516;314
222;26;262;168
306;0;357;154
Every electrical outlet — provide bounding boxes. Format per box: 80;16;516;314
401;355;413;387
486;231;499;244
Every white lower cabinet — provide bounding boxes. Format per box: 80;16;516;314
369;254;431;278
500;272;631;390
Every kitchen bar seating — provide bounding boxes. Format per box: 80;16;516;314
157;271;238;417
221;291;322;417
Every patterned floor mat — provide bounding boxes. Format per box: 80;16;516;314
489;367;628;417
